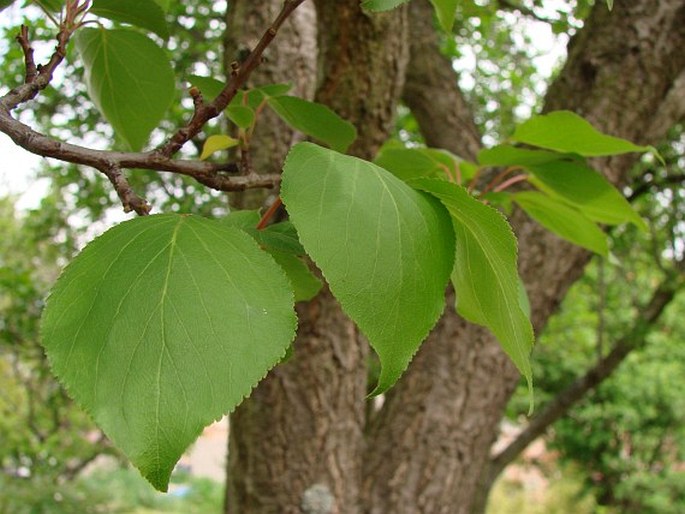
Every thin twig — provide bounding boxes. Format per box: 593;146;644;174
257;196;283;230
492;173;528;192
102;165;151;215
482;166;521;194
16;26;37;84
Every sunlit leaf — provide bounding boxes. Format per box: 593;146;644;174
200;135;239;160
512;111;650;157
267;96;356;153
41;215;297;491
375;147;474;183
527;161;647;230
478;144;574;167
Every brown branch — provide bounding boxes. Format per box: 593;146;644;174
16;25;37;84
0;109;280;197
482;271;684;490
102;165;151;215
159;0;308;157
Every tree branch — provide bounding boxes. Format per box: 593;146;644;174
483;268;684;489
0;0;303;214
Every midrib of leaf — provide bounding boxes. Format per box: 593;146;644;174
93;223;175;405
154;217;182;478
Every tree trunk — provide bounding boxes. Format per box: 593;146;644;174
225;2;408;513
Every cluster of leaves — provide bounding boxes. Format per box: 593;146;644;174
2;0;646;493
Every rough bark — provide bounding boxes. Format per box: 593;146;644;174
227;288;368;514
363;1;685;513
225;2;409;513
401;0;481;161
223;3;349;513
313;0;409;160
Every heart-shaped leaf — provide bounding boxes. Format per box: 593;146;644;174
41;214;296;491
281;143;455;394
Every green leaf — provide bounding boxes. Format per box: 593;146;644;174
90;0;169;40
258;83;292;98
200;135;239;160
527;161;647;230
74;28;174;151
607;0;613;10
253;222;306;256
411;178;534;390
152;0;169;11
222;210;260;229
267;96;357;153
429;0;459;31
225;105;256;129
222;211;306;256
513;191;609;256
281;143;455;394
267;250;322;302
375;147;474;183
477;144;574;167
187;75;224;101
361;0;410;11
512;111;650;157
40;214;296;491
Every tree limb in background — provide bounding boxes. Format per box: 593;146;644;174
483;263;685;491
